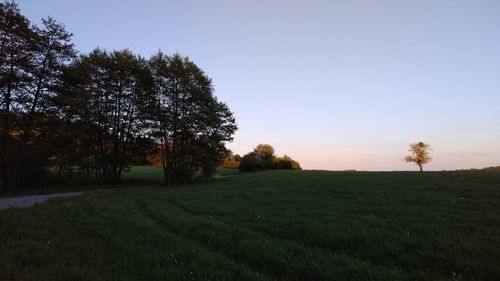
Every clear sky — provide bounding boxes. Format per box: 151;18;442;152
18;0;500;170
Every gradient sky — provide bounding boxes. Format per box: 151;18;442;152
18;0;500;170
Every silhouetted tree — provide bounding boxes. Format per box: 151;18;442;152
0;2;237;190
0;2;33;189
57;49;151;183
0;2;75;190
145;52;237;185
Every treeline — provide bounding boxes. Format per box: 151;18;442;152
235;144;301;172
220;152;242;169
0;2;236;190
457;166;500;172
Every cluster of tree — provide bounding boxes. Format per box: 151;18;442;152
239;144;301;172
456;166;500;172
0;2;236;190
475;166;500;171
220;152;242;169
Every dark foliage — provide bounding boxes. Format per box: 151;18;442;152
0;2;236;190
0;2;75;190
239;152;261;172
144;52;237;185
239;144;301;172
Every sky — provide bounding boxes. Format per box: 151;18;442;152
17;0;500;171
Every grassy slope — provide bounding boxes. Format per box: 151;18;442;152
0;170;499;281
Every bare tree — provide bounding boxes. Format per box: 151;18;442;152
404;142;432;172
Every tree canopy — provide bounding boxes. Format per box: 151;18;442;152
0;2;76;189
0;2;237;190
239;144;301;172
145;52;237;185
404;142;432;172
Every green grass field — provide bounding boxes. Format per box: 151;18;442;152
0;166;238;198
1;170;499;280
121;166;239;182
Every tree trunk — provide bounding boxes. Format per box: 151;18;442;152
30;53;49;115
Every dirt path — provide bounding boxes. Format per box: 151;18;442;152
0;191;84;210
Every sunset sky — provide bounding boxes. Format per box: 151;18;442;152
19;0;500;170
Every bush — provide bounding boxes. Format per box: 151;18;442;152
274;158;292;169
274;155;302;170
239;153;261;172
254;144;275;169
239;145;302;173
220;155;240;169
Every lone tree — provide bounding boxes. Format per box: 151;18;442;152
404;142;432;172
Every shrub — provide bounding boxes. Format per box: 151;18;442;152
239;144;302;172
274;155;302;170
239;153;261;172
220;154;241;169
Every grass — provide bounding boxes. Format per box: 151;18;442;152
121;165;165;181
121;166;239;181
1;170;499;280
0;166;238;198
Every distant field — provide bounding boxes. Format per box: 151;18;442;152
1;170;499;281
